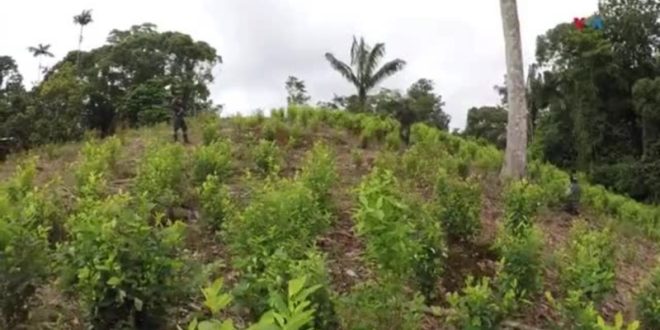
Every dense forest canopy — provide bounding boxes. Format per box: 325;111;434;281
525;0;660;202
0;23;221;150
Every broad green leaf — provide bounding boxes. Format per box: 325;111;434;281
134;297;143;311
219;319;235;330
614;313;623;328
198;320;223;330
288;276;307;298
188;318;199;330
107;276;121;286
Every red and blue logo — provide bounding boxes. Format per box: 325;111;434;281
574;15;604;31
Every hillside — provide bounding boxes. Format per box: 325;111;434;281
0;107;658;330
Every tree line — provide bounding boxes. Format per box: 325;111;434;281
3;0;659;202
0;10;222;154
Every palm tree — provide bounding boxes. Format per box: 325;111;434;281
325;36;406;111
499;0;528;179
73;9;93;70
28;43;54;79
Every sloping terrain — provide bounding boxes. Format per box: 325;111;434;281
0;108;658;330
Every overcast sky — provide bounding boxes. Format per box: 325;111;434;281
1;0;598;129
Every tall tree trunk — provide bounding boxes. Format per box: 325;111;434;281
499;0;528;179
77;25;84;72
358;88;367;112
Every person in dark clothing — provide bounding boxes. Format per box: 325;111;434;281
172;97;189;143
565;174;581;215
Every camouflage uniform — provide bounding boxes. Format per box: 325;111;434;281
172;98;189;143
565;176;581;215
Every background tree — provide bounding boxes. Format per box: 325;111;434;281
73;9;93;71
528;0;660;201
27;44;54;79
464;106;508;149
325;36;405;111
499;0;529;179
371;78;450;143
285;76;310;106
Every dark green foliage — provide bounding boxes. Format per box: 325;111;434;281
528;0;660;203
121;79;170;126
435;169;482;241
637;267;660;329
192;139;232;184
371;79;451;141
1;24;221;153
463;106;507;149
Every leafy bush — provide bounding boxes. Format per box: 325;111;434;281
385;130;402;150
355;168;446;300
546;291;640;330
299;142;337;209
199;175;234;231
60;194;189;329
201;115;222;146
557;220;615;303
637;267;660;329
435;168;482;241
261;118;290;143
192;139;232;184
225;180;329;269
231;249;338;329
252;139;282;176
2;157;38;202
359;116;399;147
0;184;50;327
135;143;186;206
528;161;570;207
189;276;321;330
75;136;121;192
337;281;424;330
503;180;543;236
494;225;544;298
446;276;517;330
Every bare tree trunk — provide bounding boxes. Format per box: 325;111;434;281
77;25;84;72
499;0;528;179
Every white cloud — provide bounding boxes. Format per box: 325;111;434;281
1;0;599;129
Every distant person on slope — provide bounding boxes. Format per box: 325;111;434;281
565;174;581;215
172;96;190;143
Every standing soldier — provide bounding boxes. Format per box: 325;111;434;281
172;96;189;143
565;174;581;215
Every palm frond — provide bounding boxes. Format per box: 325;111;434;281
74;9;93;25
325;53;359;86
364;42;385;80
350;36;360;66
357;38;371;84
368;59;406;89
